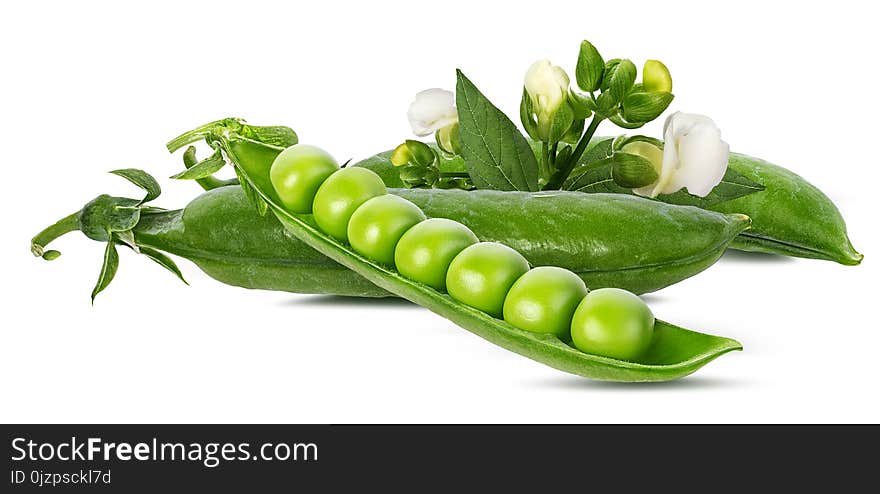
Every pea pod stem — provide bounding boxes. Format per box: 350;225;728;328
166;117;242;153
31;211;80;258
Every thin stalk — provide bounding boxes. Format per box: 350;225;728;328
545;117;603;190
549;142;559;169
31;212;80;258
166;118;241;153
540;142;551;185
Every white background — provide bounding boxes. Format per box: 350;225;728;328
2;1;878;423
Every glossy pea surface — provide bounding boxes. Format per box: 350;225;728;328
503;267;588;339
570;288;655;361
394;218;479;291
312;167;387;242
269;144;339;214
446;242;530;318
347;195;425;265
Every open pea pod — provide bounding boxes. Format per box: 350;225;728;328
218;134;742;382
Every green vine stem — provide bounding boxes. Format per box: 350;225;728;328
546;117;603;189
31;211;80;259
182;146;239;191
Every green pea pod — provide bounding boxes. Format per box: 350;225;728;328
711;154;862;265
220;134;742;382
34;182;748;300
358;142;863;265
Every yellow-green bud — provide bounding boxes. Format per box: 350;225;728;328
642;60;673;93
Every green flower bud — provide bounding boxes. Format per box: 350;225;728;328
435;122;461;155
643;60;673;93
523;59;574;142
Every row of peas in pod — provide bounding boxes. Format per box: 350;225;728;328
269;144;657;361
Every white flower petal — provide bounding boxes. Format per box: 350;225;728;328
407;88;457;136
638;112;729;198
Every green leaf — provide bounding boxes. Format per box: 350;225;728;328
113;229;139;252
605;59;637;103
140;246;188;285
611;152;659;188
79;195;142;242
91;241;119;303
109;168;161;204
455;69;539;191
235;166;268;216
575;40;605;92
170;150;226;180
622;92;674;123
42;250;61;261
240;124;298;148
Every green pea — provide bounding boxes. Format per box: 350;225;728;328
312;167;387;242
394;218;479;292
503;267;588;339
347;195;426;265
446;242;530;318
570;288;655;361
269;144;339;214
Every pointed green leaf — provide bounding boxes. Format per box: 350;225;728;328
456;70;539;191
171;150;226;180
575;40;605;92
240;124;298;148
91;241;119;303
113;229;139;252
139;246;188;285
109;169;161;204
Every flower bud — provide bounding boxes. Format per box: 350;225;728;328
643;60;673;93
435;122;461;155
523;60;573;142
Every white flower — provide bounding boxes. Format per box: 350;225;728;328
524;60;570;140
634;112;729;198
407;89;458;137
